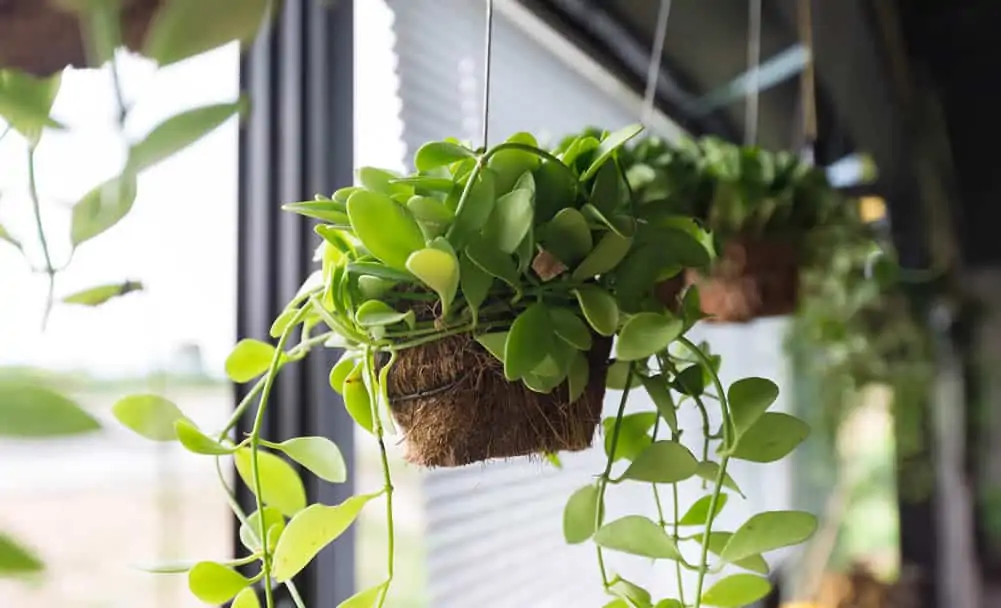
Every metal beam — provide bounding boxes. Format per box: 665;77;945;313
237;0;356;605
691;44;809;116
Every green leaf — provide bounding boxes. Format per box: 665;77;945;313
567;352;589;402
282;200;350;225
603;412;656;462
239;506;286;552
700;574;771;607
358;167;412;198
343;365;375;434
616;312;683;361
270;306;303;338
504;303;553;380
135;559;199;574
482;188;534;254
406;248;459;316
700;532;770;574
144;0;269;66
272;494;377;581
174;419;234;455
70;174;139;246
563;483;600;544
447;168;497;248
695;461;745;498
347;189;426;272
487;133;541;194
573;285;618;337
620;440;698;483
187;561;250;604
414;141;476;171
550;308;592;351
0;379;99;438
593;515;682;560
571;231;632;281
346;262;417;285
678;494;729;526
355;300;413;328
232;587;261;608
728;377;779;437
329;354;357;394
111;394;183;441
544;452;563;469
338;583;387;608
128;100;247;172
606;360;641;390
273;436;346;483
0;223;20;251
391;175;455;193
581;123;644;181
673;365;705;396
654;601;683;608
407;195;454;227
589;160;622;215
465;239;519;290
640;375;677;433
533;159;577;221
474;332;508;363
541;208;593;265
459;252;492;315
721;511;818;563
0;533;43;575
225;338;283;383
0;70;63;143
730;412;810;463
610;577;653;608
681;285;706;330
61;280;144;306
233;448;307;517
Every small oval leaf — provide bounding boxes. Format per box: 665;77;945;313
620;440;698;484
678;494;729;526
239;506;286;552
730;412;810;463
573;286;618;337
582;123;644;180
187;561;251;605
571;231;632;281
593;515;681;560
721;510;818;562
0;533;44;574
504;303;553;381
616;312;683;361
355;300;413;328
272;494;378;582
61;280;144;307
275;436;346;484
406;248;460;317
550;308;593;351
474;332;508;363
728;377;780;437
111;394;183;441
640;375;677;433
225;339;283;383
343;366;375;434
541;208;593;265
700;574;771;607
465;239;520;290
329;354;357;394
174;419;234;455
482;188;534;254
414;141;476;172
128;100;246;172
567;351;590;403
695;461;745;498
338;583;387;608
347;189;426;271
563;483;600;544
232;587;262;608
447;168;497;248
233;448;307;517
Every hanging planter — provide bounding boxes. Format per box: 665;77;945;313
622;135;863;323
300;123;694;468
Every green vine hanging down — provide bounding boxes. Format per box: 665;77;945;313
110;123;818;608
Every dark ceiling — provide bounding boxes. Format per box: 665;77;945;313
522;0;1001;270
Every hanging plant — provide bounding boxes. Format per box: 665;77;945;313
106;124;819;608
619;134;867;323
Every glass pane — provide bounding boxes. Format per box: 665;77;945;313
0;46;240;607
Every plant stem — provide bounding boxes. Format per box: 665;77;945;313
27;146;56;329
678;337;733;608
650;417;667;527
594;362;636;589
671;476;686;605
249;307;311;608
366;348;396;608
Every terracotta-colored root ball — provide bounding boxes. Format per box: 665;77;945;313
386;334;612;467
685;237;798;323
654;237;799;323
0;0;160;76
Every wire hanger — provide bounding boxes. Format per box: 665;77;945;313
642;0;673;127
746;0;762;147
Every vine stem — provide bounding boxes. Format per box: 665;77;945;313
26;146;56;329
679;337;733;608
594;362;636;589
249;307;311;608
365;348;396;608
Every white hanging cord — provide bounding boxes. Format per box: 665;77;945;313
797;0;817;163
641;0;673;126
482;0;495;149
745;0;762;147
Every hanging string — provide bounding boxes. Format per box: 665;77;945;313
481;0;495;150
797;0;817;163
641;0;673;126
744;0;762;147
